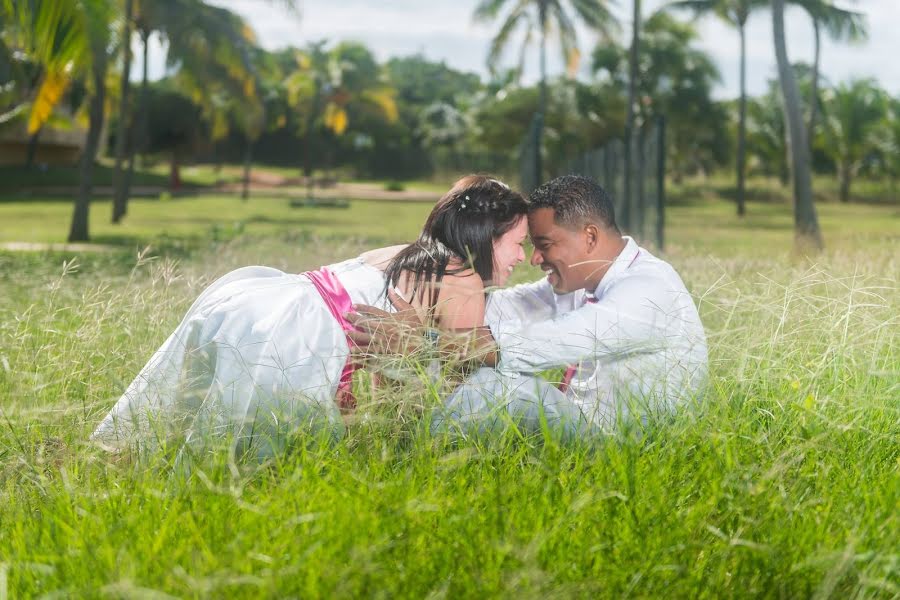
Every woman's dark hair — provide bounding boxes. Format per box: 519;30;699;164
384;175;528;306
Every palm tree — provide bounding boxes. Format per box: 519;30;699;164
772;0;821;250
664;0;765;216
167;2;264;198
820;78;886;203
70;0;117;242
623;0;641;231
1;0;89;131
791;0;866;144
285;41;399;194
113;0;296;216
473;0;617;184
878;98;900;200
117;0;183;218
111;0;134;223
746;84;788;185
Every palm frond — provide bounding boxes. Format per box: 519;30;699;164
473;0;513;22
550;2;581;76
487;4;530;73
570;0;620;38
28;71;69;135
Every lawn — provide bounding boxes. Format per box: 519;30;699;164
0;190;897;597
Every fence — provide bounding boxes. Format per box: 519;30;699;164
520;116;666;250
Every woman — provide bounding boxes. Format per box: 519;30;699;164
92;175;528;456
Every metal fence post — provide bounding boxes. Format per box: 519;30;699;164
656;115;666;251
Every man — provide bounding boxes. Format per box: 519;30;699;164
349;175;708;436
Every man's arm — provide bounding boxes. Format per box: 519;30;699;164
346;276;672;374
491;276;672;373
485;277;557;326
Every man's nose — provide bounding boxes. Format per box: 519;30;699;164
530;249;543;267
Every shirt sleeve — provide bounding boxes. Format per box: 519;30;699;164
492;275;673;373
485;277;556;327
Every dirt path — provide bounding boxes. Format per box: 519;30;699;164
0;241;118;253
12;181;440;203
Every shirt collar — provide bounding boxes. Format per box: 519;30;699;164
592;236;640;298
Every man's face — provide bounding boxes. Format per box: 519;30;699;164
528;208;593;294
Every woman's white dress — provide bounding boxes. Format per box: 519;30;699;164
92;257;393;455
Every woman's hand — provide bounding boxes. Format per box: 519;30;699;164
346;289;426;357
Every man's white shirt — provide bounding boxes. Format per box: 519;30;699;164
485;237;708;426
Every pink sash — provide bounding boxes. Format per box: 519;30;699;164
303;267;357;410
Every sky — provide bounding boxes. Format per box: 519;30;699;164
139;0;899;100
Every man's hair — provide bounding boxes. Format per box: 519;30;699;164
528;175;620;233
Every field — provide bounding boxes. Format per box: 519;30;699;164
0;188;897;597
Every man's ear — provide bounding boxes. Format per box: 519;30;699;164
583;223;601;251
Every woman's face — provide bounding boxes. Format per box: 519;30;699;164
492;216;528;286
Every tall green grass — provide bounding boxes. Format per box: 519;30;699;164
0;228;897;597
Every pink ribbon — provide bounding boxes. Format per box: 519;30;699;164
303;267;357;410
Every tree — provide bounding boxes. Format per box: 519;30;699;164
1;0;89;131
664;0;765;216
623;0;641;230
593;12;727;179
473;0;617;184
167;2;268;200
285;41;398;188
70;0;116;242
876;97;900;199
746;84;788;184
772;0;822;250
791;0;866;143
111;0;133;223
115;0;293;216
119;0;176;217
143;85;206;188
820;78;886;203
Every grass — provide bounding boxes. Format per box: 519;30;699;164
0;191;898;597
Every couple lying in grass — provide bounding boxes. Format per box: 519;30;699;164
93;174;707;457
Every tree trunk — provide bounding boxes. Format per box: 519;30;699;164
839;161;851;202
779;161;789;187
772;0;822;251
25;128;41;167
808;18;821;142
535;1;548;186
124;29;150;204
112;0;134;223
303;79;320;198
69;49;108;243
169;153;181;190
736;22;747;217
622;0;641;232
242;138;253;201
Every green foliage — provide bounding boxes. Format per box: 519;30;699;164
820;78;888;200
386;55;482;107
592;12;729;176
144;85;207;158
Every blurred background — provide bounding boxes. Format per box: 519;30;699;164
0;0;897;251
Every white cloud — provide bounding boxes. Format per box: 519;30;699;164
136;0;900;99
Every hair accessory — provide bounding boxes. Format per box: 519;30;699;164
460;195;469;210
